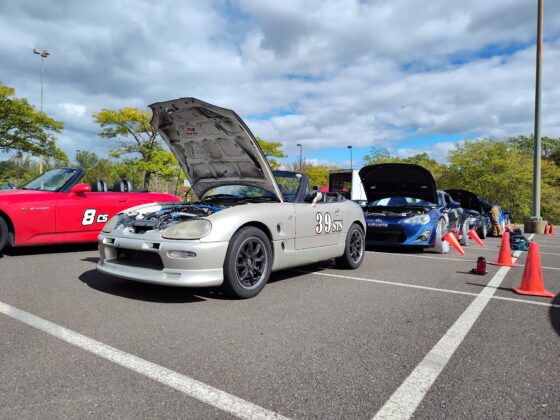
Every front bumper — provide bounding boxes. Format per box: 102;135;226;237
97;233;229;287
365;220;435;247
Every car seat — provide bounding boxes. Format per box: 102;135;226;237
91;180;109;192
113;179;133;192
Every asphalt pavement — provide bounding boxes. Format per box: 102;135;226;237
1;233;559;419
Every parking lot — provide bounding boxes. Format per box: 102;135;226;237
1;234;559;419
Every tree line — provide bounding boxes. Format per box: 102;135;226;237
1;80;559;223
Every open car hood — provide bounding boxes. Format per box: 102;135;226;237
149;98;283;201
446;189;483;213
359;163;438;204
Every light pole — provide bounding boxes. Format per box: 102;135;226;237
348;145;352;170
297;143;302;171
531;0;543;221
33;48;50;174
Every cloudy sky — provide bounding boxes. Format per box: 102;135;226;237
1;0;559;168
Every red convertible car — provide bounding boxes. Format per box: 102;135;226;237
0;167;181;253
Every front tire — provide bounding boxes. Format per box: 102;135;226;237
222;226;272;299
336;223;365;269
0;217;9;254
478;220;487;239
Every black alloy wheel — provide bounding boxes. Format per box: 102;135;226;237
336;223;365;269
235;237;268;288
223;226;272;299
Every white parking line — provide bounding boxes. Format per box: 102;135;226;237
295;268;559;308
371;236;533;420
540;251;560;256
0;301;289;420
537;243;560;249
367;250;560;270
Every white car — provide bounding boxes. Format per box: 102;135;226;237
97;98;366;298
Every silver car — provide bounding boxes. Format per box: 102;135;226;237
97;98;365;298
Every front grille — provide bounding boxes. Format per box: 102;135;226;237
112;248;164;270
366;228;406;243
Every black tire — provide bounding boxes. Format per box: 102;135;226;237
336;223;365;269
478;220;487;239
0;216;9;254
222;226;272;299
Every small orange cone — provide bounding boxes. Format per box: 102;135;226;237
489;232;518;267
443;231;465;256
551;224;556;235
512;242;554;298
468;229;485;247
544;224;550;236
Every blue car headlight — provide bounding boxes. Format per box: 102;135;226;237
402;214;431;225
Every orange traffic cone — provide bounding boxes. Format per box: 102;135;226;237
443;231;465;256
544;224;550;236
468;229;485;247
551;224;556;235
512;242;554;298
489;232;518;267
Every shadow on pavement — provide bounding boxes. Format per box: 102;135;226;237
5;243;98;256
366;245;426;254
550;294;560;337
78;267;311;304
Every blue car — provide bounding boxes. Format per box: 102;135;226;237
359;164;466;252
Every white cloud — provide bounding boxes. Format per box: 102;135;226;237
1;0;559;163
59;103;86;117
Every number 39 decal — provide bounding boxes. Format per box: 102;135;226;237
82;209;109;226
315;212;343;234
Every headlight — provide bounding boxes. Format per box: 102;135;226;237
161;219;212;240
102;215;121;233
403;214;431;225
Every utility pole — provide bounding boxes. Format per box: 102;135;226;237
348;145;353;170
528;0;548;234
297;143;302;171
33;48;50;174
532;0;543;220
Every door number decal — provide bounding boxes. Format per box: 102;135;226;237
315;212;343;234
82;209;109;225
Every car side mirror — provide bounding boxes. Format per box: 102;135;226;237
70;183;91;195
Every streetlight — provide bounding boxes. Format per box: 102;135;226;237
297;143;302;171
33;48;50;174
348;145;353;170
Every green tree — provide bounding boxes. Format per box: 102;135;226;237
400;152;447;182
438;139;532;220
75;150;115;185
507;134;560;159
256;137;286;170
93;107;176;189
362;146;393;165
0;81;64;157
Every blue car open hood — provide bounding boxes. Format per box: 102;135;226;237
359;163;438;204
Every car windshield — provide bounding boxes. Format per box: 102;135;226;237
200;172;303;203
20;168;79;192
202;185;276;200
369;196;435;207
